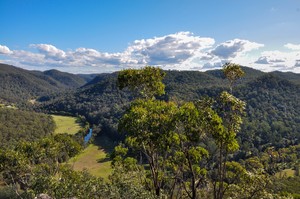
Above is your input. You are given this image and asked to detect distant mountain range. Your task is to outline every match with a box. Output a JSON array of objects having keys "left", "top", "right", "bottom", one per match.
[
  {"left": 27, "top": 64, "right": 298, "bottom": 154},
  {"left": 0, "top": 63, "right": 89, "bottom": 103},
  {"left": 1, "top": 63, "right": 299, "bottom": 104},
  {"left": 1, "top": 63, "right": 300, "bottom": 155}
]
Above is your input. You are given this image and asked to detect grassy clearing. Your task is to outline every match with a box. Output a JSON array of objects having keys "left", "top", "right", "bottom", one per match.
[
  {"left": 52, "top": 115, "right": 82, "bottom": 135},
  {"left": 0, "top": 104, "right": 17, "bottom": 109},
  {"left": 52, "top": 115, "right": 114, "bottom": 180},
  {"left": 68, "top": 135, "right": 115, "bottom": 181},
  {"left": 276, "top": 169, "right": 295, "bottom": 178}
]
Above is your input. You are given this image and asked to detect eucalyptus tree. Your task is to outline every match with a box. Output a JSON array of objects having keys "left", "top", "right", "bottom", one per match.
[
  {"left": 119, "top": 99, "right": 178, "bottom": 196},
  {"left": 117, "top": 66, "right": 166, "bottom": 99},
  {"left": 168, "top": 102, "right": 210, "bottom": 199},
  {"left": 116, "top": 65, "right": 247, "bottom": 199},
  {"left": 222, "top": 63, "right": 245, "bottom": 93},
  {"left": 211, "top": 91, "right": 246, "bottom": 199}
]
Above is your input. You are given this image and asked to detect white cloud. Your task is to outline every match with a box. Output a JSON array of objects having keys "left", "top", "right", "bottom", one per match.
[
  {"left": 0, "top": 45, "right": 12, "bottom": 54},
  {"left": 125, "top": 32, "right": 215, "bottom": 65},
  {"left": 0, "top": 33, "right": 300, "bottom": 73},
  {"left": 255, "top": 56, "right": 285, "bottom": 65},
  {"left": 284, "top": 43, "right": 300, "bottom": 50},
  {"left": 211, "top": 39, "right": 264, "bottom": 59},
  {"left": 30, "top": 44, "right": 66, "bottom": 61},
  {"left": 254, "top": 49, "right": 300, "bottom": 72}
]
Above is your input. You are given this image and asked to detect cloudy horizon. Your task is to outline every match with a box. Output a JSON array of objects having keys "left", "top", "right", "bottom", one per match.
[
  {"left": 1, "top": 1, "right": 299, "bottom": 74},
  {"left": 1, "top": 31, "right": 300, "bottom": 74}
]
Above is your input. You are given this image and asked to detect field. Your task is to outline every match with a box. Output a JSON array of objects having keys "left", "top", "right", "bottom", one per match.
[
  {"left": 52, "top": 114, "right": 113, "bottom": 180},
  {"left": 52, "top": 115, "right": 82, "bottom": 135},
  {"left": 276, "top": 169, "right": 296, "bottom": 178},
  {"left": 68, "top": 135, "right": 115, "bottom": 180}
]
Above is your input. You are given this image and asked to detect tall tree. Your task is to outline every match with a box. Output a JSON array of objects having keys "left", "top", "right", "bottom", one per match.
[
  {"left": 212, "top": 91, "right": 246, "bottom": 199},
  {"left": 223, "top": 63, "right": 245, "bottom": 93},
  {"left": 170, "top": 101, "right": 211, "bottom": 199},
  {"left": 117, "top": 66, "right": 247, "bottom": 198},
  {"left": 119, "top": 99, "right": 178, "bottom": 196}
]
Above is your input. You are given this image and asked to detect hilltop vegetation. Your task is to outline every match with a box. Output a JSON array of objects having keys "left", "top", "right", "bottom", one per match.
[
  {"left": 0, "top": 63, "right": 88, "bottom": 104},
  {"left": 1, "top": 63, "right": 300, "bottom": 198},
  {"left": 0, "top": 107, "right": 56, "bottom": 148},
  {"left": 40, "top": 66, "right": 300, "bottom": 155}
]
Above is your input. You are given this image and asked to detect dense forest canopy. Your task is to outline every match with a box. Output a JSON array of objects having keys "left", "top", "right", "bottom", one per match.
[
  {"left": 38, "top": 65, "right": 300, "bottom": 155},
  {"left": 0, "top": 107, "right": 56, "bottom": 148},
  {"left": 0, "top": 63, "right": 88, "bottom": 104},
  {"left": 0, "top": 63, "right": 300, "bottom": 198}
]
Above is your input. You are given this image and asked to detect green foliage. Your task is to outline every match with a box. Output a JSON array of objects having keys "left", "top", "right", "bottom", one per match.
[
  {"left": 0, "top": 134, "right": 82, "bottom": 195},
  {"left": 0, "top": 108, "right": 56, "bottom": 148},
  {"left": 223, "top": 63, "right": 245, "bottom": 93},
  {"left": 273, "top": 176, "right": 300, "bottom": 196},
  {"left": 39, "top": 66, "right": 300, "bottom": 155},
  {"left": 119, "top": 98, "right": 178, "bottom": 196},
  {"left": 118, "top": 66, "right": 166, "bottom": 99},
  {"left": 115, "top": 65, "right": 249, "bottom": 198},
  {"left": 236, "top": 74, "right": 300, "bottom": 155},
  {"left": 109, "top": 162, "right": 158, "bottom": 199},
  {"left": 29, "top": 165, "right": 108, "bottom": 199},
  {"left": 0, "top": 63, "right": 87, "bottom": 104},
  {"left": 1, "top": 63, "right": 296, "bottom": 198}
]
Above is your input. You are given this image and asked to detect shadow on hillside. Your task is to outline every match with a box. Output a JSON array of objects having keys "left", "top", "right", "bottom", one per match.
[
  {"left": 97, "top": 157, "right": 111, "bottom": 163},
  {"left": 92, "top": 134, "right": 117, "bottom": 162}
]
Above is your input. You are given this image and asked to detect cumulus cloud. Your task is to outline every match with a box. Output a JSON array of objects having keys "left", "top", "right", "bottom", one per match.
[
  {"left": 295, "top": 60, "right": 300, "bottom": 67},
  {"left": 211, "top": 39, "right": 264, "bottom": 59},
  {"left": 0, "top": 45, "right": 12, "bottom": 54},
  {"left": 125, "top": 32, "right": 215, "bottom": 65},
  {"left": 202, "top": 61, "right": 224, "bottom": 69},
  {"left": 0, "top": 33, "right": 300, "bottom": 73},
  {"left": 30, "top": 44, "right": 66, "bottom": 61},
  {"left": 255, "top": 56, "right": 285, "bottom": 64},
  {"left": 254, "top": 48, "right": 300, "bottom": 72},
  {"left": 284, "top": 43, "right": 300, "bottom": 50}
]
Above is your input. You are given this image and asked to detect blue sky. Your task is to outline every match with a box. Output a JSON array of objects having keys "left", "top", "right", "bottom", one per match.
[{"left": 0, "top": 0, "right": 300, "bottom": 73}]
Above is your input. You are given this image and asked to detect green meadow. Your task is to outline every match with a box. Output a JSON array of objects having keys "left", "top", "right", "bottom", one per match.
[
  {"left": 52, "top": 115, "right": 82, "bottom": 135},
  {"left": 276, "top": 168, "right": 296, "bottom": 178},
  {"left": 68, "top": 135, "right": 114, "bottom": 181},
  {"left": 52, "top": 114, "right": 113, "bottom": 180}
]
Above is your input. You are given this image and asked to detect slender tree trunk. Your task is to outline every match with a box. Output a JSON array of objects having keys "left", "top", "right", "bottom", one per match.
[{"left": 217, "top": 143, "right": 224, "bottom": 199}]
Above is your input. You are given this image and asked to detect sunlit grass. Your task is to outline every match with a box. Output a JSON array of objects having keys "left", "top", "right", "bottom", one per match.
[
  {"left": 276, "top": 168, "right": 295, "bottom": 178},
  {"left": 68, "top": 135, "right": 114, "bottom": 181},
  {"left": 52, "top": 115, "right": 82, "bottom": 135}
]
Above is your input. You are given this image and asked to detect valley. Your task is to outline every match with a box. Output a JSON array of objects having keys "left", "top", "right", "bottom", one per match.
[
  {"left": 52, "top": 114, "right": 113, "bottom": 180},
  {"left": 0, "top": 63, "right": 300, "bottom": 198}
]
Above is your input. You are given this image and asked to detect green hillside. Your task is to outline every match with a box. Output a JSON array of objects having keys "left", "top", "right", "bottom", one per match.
[
  {"left": 0, "top": 63, "right": 88, "bottom": 104},
  {"left": 40, "top": 67, "right": 300, "bottom": 156},
  {"left": 0, "top": 107, "right": 56, "bottom": 148}
]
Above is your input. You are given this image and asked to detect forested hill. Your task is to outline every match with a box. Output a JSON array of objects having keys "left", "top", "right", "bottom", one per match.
[
  {"left": 0, "top": 63, "right": 88, "bottom": 104},
  {"left": 40, "top": 67, "right": 300, "bottom": 154},
  {"left": 0, "top": 107, "right": 56, "bottom": 148}
]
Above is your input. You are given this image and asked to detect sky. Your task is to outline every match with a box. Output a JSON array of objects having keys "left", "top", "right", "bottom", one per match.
[{"left": 0, "top": 0, "right": 300, "bottom": 74}]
